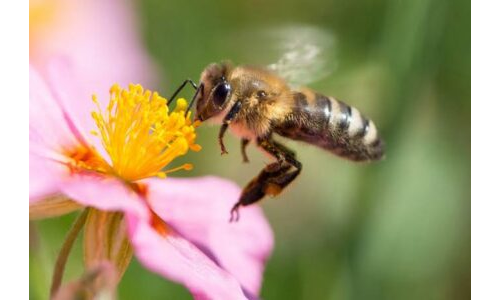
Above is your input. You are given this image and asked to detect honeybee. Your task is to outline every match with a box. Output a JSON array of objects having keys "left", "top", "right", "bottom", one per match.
[{"left": 168, "top": 29, "right": 384, "bottom": 221}]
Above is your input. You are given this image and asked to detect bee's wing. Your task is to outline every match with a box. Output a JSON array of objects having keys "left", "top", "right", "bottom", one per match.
[{"left": 265, "top": 25, "right": 337, "bottom": 88}]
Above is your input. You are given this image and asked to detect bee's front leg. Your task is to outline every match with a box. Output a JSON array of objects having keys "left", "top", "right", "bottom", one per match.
[
  {"left": 218, "top": 100, "right": 242, "bottom": 155},
  {"left": 218, "top": 124, "right": 229, "bottom": 155}
]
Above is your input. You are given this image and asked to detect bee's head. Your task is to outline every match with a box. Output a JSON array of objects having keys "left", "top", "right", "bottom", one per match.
[{"left": 194, "top": 62, "right": 232, "bottom": 122}]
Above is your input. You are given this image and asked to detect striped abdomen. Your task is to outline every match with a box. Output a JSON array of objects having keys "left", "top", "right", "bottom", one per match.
[{"left": 274, "top": 92, "right": 384, "bottom": 161}]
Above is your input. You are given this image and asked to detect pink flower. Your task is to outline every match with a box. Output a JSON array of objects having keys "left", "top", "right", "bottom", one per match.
[
  {"left": 53, "top": 262, "right": 119, "bottom": 300},
  {"left": 29, "top": 62, "right": 274, "bottom": 299},
  {"left": 30, "top": 0, "right": 157, "bottom": 100}
]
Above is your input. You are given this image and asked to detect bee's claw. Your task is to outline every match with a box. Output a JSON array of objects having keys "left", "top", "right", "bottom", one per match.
[
  {"left": 229, "top": 203, "right": 241, "bottom": 222},
  {"left": 219, "top": 143, "right": 229, "bottom": 155}
]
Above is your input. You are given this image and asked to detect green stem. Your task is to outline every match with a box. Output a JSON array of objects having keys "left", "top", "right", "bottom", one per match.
[{"left": 50, "top": 208, "right": 89, "bottom": 298}]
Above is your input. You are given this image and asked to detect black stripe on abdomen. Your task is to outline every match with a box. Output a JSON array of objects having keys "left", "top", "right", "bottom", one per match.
[
  {"left": 314, "top": 93, "right": 332, "bottom": 130},
  {"left": 327, "top": 97, "right": 384, "bottom": 161},
  {"left": 292, "top": 92, "right": 332, "bottom": 135},
  {"left": 277, "top": 92, "right": 384, "bottom": 161},
  {"left": 354, "top": 116, "right": 370, "bottom": 139},
  {"left": 336, "top": 101, "right": 352, "bottom": 130}
]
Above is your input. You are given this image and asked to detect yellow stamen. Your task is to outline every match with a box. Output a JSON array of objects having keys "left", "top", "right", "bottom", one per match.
[{"left": 91, "top": 83, "right": 201, "bottom": 181}]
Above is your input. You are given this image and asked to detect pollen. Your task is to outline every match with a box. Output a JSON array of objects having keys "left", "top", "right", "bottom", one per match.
[{"left": 91, "top": 83, "right": 201, "bottom": 181}]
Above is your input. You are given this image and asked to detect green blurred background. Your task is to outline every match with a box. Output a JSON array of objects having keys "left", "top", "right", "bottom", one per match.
[{"left": 30, "top": 0, "right": 470, "bottom": 299}]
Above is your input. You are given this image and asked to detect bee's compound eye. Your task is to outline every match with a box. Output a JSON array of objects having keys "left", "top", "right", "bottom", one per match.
[
  {"left": 256, "top": 90, "right": 267, "bottom": 99},
  {"left": 212, "top": 82, "right": 231, "bottom": 107}
]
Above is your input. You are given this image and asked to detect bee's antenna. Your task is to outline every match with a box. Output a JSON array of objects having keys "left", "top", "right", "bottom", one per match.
[
  {"left": 167, "top": 79, "right": 198, "bottom": 106},
  {"left": 185, "top": 83, "right": 204, "bottom": 117}
]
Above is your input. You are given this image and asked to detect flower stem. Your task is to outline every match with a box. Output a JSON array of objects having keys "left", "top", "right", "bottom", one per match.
[{"left": 50, "top": 208, "right": 89, "bottom": 298}]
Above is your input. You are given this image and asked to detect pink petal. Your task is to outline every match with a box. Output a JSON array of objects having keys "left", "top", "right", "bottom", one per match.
[
  {"left": 126, "top": 213, "right": 247, "bottom": 300},
  {"left": 30, "top": 0, "right": 157, "bottom": 102},
  {"left": 43, "top": 58, "right": 94, "bottom": 141},
  {"left": 42, "top": 58, "right": 110, "bottom": 160},
  {"left": 30, "top": 65, "right": 84, "bottom": 202},
  {"left": 143, "top": 176, "right": 274, "bottom": 297},
  {"left": 29, "top": 65, "right": 84, "bottom": 152},
  {"left": 57, "top": 172, "right": 148, "bottom": 220},
  {"left": 29, "top": 151, "right": 63, "bottom": 203}
]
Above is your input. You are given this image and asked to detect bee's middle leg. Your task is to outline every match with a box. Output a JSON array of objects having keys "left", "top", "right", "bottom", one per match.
[{"left": 241, "top": 138, "right": 250, "bottom": 163}]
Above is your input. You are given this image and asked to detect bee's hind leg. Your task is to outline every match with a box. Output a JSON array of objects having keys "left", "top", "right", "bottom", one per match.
[
  {"left": 273, "top": 140, "right": 296, "bottom": 159},
  {"left": 230, "top": 161, "right": 292, "bottom": 222},
  {"left": 260, "top": 138, "right": 302, "bottom": 197},
  {"left": 229, "top": 137, "right": 302, "bottom": 222}
]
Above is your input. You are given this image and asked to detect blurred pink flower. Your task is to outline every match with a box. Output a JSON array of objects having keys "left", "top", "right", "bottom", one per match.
[
  {"left": 29, "top": 0, "right": 157, "bottom": 100},
  {"left": 29, "top": 62, "right": 274, "bottom": 299},
  {"left": 53, "top": 261, "right": 119, "bottom": 300}
]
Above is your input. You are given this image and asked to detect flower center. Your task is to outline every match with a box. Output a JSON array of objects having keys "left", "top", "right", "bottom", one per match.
[
  {"left": 90, "top": 84, "right": 201, "bottom": 181},
  {"left": 65, "top": 146, "right": 110, "bottom": 174}
]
